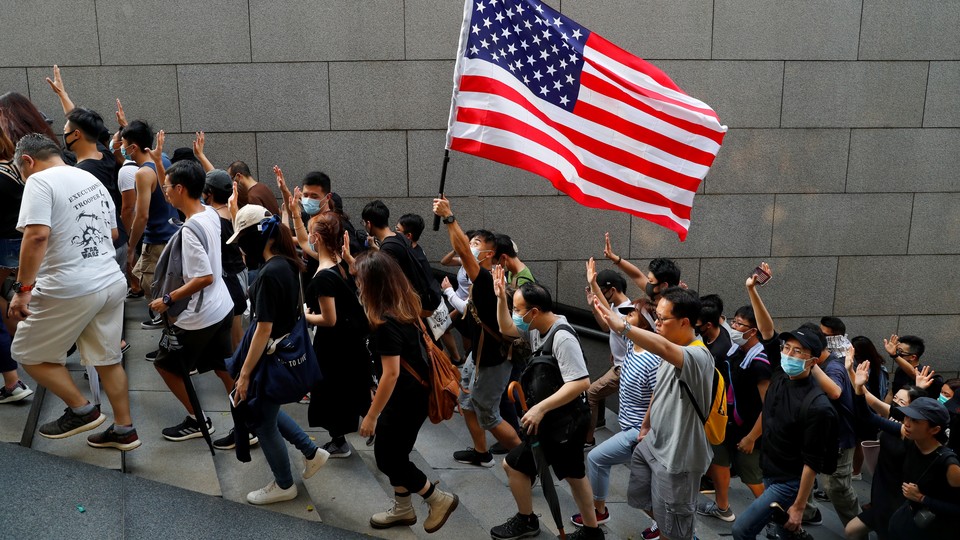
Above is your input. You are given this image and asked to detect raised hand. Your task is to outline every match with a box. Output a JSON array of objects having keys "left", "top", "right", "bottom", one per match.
[
  {"left": 192, "top": 131, "right": 205, "bottom": 157},
  {"left": 115, "top": 98, "right": 127, "bottom": 128},
  {"left": 341, "top": 230, "right": 353, "bottom": 262},
  {"left": 493, "top": 264, "right": 507, "bottom": 299},
  {"left": 593, "top": 296, "right": 623, "bottom": 334},
  {"left": 603, "top": 232, "right": 618, "bottom": 261},
  {"left": 853, "top": 360, "right": 870, "bottom": 388},
  {"left": 228, "top": 181, "right": 239, "bottom": 220},
  {"left": 916, "top": 365, "right": 936, "bottom": 389},
  {"left": 432, "top": 195, "right": 452, "bottom": 218},
  {"left": 145, "top": 130, "right": 165, "bottom": 164},
  {"left": 288, "top": 186, "right": 303, "bottom": 216},
  {"left": 845, "top": 346, "right": 856, "bottom": 375},
  {"left": 45, "top": 65, "right": 66, "bottom": 95},
  {"left": 586, "top": 257, "right": 597, "bottom": 284},
  {"left": 883, "top": 334, "right": 899, "bottom": 357},
  {"left": 746, "top": 261, "right": 772, "bottom": 289}
]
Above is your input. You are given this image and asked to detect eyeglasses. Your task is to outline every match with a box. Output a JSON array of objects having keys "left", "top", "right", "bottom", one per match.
[
  {"left": 162, "top": 183, "right": 175, "bottom": 192},
  {"left": 729, "top": 319, "right": 755, "bottom": 330},
  {"left": 654, "top": 314, "right": 677, "bottom": 325},
  {"left": 781, "top": 344, "right": 812, "bottom": 358},
  {"left": 895, "top": 350, "right": 915, "bottom": 358}
]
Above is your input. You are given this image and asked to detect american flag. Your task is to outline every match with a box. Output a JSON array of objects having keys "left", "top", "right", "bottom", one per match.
[{"left": 445, "top": 0, "right": 727, "bottom": 240}]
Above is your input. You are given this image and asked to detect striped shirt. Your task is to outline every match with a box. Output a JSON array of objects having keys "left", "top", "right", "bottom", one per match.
[{"left": 618, "top": 338, "right": 661, "bottom": 431}]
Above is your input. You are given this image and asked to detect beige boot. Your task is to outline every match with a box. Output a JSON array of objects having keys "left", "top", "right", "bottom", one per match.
[
  {"left": 423, "top": 486, "right": 459, "bottom": 533},
  {"left": 370, "top": 492, "right": 417, "bottom": 529}
]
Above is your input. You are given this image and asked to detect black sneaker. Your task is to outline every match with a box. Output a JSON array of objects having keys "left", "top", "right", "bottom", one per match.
[
  {"left": 802, "top": 508, "right": 823, "bottom": 526},
  {"left": 453, "top": 447, "right": 494, "bottom": 467},
  {"left": 491, "top": 513, "right": 540, "bottom": 540},
  {"left": 162, "top": 416, "right": 214, "bottom": 441},
  {"left": 145, "top": 350, "right": 159, "bottom": 362},
  {"left": 568, "top": 525, "right": 605, "bottom": 539},
  {"left": 699, "top": 475, "right": 716, "bottom": 494},
  {"left": 39, "top": 406, "right": 106, "bottom": 439},
  {"left": 489, "top": 441, "right": 509, "bottom": 455},
  {"left": 813, "top": 489, "right": 829, "bottom": 502},
  {"left": 87, "top": 425, "right": 141, "bottom": 451},
  {"left": 212, "top": 427, "right": 259, "bottom": 450},
  {"left": 126, "top": 288, "right": 144, "bottom": 299},
  {"left": 141, "top": 317, "right": 163, "bottom": 329}
]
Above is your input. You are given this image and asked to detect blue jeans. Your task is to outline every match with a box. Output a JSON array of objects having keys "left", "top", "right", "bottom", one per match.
[
  {"left": 0, "top": 237, "right": 20, "bottom": 269},
  {"left": 254, "top": 400, "right": 318, "bottom": 489},
  {"left": 732, "top": 478, "right": 799, "bottom": 540},
  {"left": 587, "top": 427, "right": 639, "bottom": 500}
]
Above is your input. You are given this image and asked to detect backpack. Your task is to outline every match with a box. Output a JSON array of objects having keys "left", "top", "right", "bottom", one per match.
[
  {"left": 400, "top": 318, "right": 462, "bottom": 423},
  {"left": 679, "top": 340, "right": 727, "bottom": 445},
  {"left": 800, "top": 386, "right": 839, "bottom": 474},
  {"left": 381, "top": 235, "right": 442, "bottom": 313},
  {"left": 519, "top": 322, "right": 590, "bottom": 444},
  {"left": 152, "top": 219, "right": 210, "bottom": 318}
]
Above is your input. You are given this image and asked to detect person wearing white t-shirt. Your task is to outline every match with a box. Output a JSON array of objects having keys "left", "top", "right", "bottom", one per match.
[
  {"left": 144, "top": 145, "right": 237, "bottom": 444},
  {"left": 9, "top": 133, "right": 139, "bottom": 451}
]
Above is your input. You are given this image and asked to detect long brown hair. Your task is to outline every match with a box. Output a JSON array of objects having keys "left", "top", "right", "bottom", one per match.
[
  {"left": 0, "top": 92, "right": 60, "bottom": 147},
  {"left": 354, "top": 251, "right": 422, "bottom": 329},
  {"left": 307, "top": 211, "right": 342, "bottom": 260},
  {"left": 0, "top": 126, "right": 13, "bottom": 160}
]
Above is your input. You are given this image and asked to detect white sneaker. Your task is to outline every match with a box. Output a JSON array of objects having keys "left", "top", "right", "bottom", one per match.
[
  {"left": 247, "top": 480, "right": 298, "bottom": 505},
  {"left": 0, "top": 380, "right": 32, "bottom": 404},
  {"left": 303, "top": 447, "right": 330, "bottom": 479}
]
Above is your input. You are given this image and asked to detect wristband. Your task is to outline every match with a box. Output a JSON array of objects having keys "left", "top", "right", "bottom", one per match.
[
  {"left": 618, "top": 319, "right": 631, "bottom": 337},
  {"left": 616, "top": 256, "right": 622, "bottom": 264}
]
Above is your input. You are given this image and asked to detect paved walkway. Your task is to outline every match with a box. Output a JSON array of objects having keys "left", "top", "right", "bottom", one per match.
[{"left": 0, "top": 297, "right": 870, "bottom": 539}]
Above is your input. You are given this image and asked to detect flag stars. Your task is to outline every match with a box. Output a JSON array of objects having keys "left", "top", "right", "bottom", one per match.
[
  {"left": 539, "top": 49, "right": 550, "bottom": 61},
  {"left": 495, "top": 11, "right": 505, "bottom": 23},
  {"left": 469, "top": 45, "right": 480, "bottom": 55},
  {"left": 520, "top": 40, "right": 529, "bottom": 50},
  {"left": 516, "top": 3, "right": 524, "bottom": 15},
  {"left": 472, "top": 24, "right": 481, "bottom": 35},
  {"left": 522, "top": 75, "right": 530, "bottom": 84},
  {"left": 569, "top": 52, "right": 579, "bottom": 62},
  {"left": 491, "top": 33, "right": 500, "bottom": 44},
  {"left": 501, "top": 27, "right": 511, "bottom": 38},
  {"left": 553, "top": 17, "right": 563, "bottom": 27},
  {"left": 539, "top": 85, "right": 549, "bottom": 96},
  {"left": 507, "top": 43, "right": 517, "bottom": 54},
  {"left": 553, "top": 80, "right": 563, "bottom": 90},
  {"left": 524, "top": 19, "right": 533, "bottom": 29},
  {"left": 551, "top": 44, "right": 559, "bottom": 54},
  {"left": 526, "top": 55, "right": 536, "bottom": 65},
  {"left": 482, "top": 17, "right": 492, "bottom": 28},
  {"left": 546, "top": 64, "right": 556, "bottom": 75},
  {"left": 559, "top": 58, "right": 568, "bottom": 69},
  {"left": 565, "top": 74, "right": 575, "bottom": 85},
  {"left": 532, "top": 35, "right": 541, "bottom": 45},
  {"left": 513, "top": 24, "right": 521, "bottom": 34},
  {"left": 533, "top": 70, "right": 543, "bottom": 81},
  {"left": 489, "top": 0, "right": 498, "bottom": 5},
  {"left": 476, "top": 2, "right": 486, "bottom": 14},
  {"left": 480, "top": 39, "right": 490, "bottom": 49},
  {"left": 542, "top": 28, "right": 552, "bottom": 39},
  {"left": 572, "top": 28, "right": 583, "bottom": 40},
  {"left": 535, "top": 3, "right": 544, "bottom": 14},
  {"left": 491, "top": 52, "right": 500, "bottom": 61},
  {"left": 506, "top": 8, "right": 514, "bottom": 18},
  {"left": 559, "top": 95, "right": 570, "bottom": 106},
  {"left": 498, "top": 48, "right": 506, "bottom": 57}
]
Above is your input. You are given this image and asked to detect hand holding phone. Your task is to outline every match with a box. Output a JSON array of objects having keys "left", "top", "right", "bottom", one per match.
[
  {"left": 229, "top": 388, "right": 241, "bottom": 408},
  {"left": 752, "top": 265, "right": 772, "bottom": 285}
]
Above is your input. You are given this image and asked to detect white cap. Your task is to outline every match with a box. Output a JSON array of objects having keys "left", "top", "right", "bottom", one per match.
[{"left": 227, "top": 204, "right": 272, "bottom": 244}]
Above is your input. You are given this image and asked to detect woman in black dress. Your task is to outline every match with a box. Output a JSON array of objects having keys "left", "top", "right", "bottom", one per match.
[{"left": 304, "top": 211, "right": 372, "bottom": 458}]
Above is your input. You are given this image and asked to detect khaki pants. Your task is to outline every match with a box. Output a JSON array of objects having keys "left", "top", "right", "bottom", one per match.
[{"left": 586, "top": 364, "right": 620, "bottom": 442}]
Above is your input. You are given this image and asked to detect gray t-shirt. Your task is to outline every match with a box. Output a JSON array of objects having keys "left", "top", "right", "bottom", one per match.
[
  {"left": 645, "top": 341, "right": 715, "bottom": 474},
  {"left": 609, "top": 299, "right": 633, "bottom": 367},
  {"left": 528, "top": 316, "right": 590, "bottom": 383}
]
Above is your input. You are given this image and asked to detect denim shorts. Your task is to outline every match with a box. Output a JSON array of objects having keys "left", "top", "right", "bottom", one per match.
[{"left": 0, "top": 237, "right": 21, "bottom": 269}]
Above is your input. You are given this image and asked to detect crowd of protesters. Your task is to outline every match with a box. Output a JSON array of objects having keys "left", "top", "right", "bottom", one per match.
[{"left": 1, "top": 67, "right": 958, "bottom": 540}]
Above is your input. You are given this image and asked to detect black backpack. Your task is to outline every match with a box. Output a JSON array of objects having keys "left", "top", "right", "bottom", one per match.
[
  {"left": 381, "top": 235, "right": 442, "bottom": 313},
  {"left": 519, "top": 323, "right": 590, "bottom": 444}
]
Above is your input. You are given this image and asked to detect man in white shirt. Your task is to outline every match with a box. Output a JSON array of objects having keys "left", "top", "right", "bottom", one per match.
[
  {"left": 9, "top": 133, "right": 139, "bottom": 451},
  {"left": 145, "top": 151, "right": 237, "bottom": 444}
]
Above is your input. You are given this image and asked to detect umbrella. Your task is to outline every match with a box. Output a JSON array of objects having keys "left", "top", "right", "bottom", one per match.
[
  {"left": 509, "top": 381, "right": 566, "bottom": 540},
  {"left": 163, "top": 322, "right": 215, "bottom": 455}
]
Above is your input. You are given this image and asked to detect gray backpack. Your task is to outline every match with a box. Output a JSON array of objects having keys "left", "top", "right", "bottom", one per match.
[{"left": 151, "top": 219, "right": 211, "bottom": 318}]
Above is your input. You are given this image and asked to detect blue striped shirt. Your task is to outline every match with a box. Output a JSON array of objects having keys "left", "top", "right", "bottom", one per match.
[{"left": 618, "top": 338, "right": 661, "bottom": 431}]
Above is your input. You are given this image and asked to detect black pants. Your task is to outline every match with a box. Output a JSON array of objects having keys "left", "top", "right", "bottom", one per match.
[{"left": 374, "top": 385, "right": 429, "bottom": 493}]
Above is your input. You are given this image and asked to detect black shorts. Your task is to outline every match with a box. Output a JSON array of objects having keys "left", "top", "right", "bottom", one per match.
[
  {"left": 223, "top": 271, "right": 248, "bottom": 316},
  {"left": 155, "top": 313, "right": 232, "bottom": 374},
  {"left": 505, "top": 430, "right": 587, "bottom": 482}
]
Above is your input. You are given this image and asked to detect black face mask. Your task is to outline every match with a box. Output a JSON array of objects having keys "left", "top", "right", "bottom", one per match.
[
  {"left": 645, "top": 282, "right": 658, "bottom": 299},
  {"left": 889, "top": 405, "right": 906, "bottom": 423},
  {"left": 62, "top": 130, "right": 77, "bottom": 152},
  {"left": 237, "top": 232, "right": 266, "bottom": 271}
]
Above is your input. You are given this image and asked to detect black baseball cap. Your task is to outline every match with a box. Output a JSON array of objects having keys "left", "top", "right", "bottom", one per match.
[
  {"left": 596, "top": 270, "right": 626, "bottom": 293},
  {"left": 205, "top": 169, "right": 232, "bottom": 193},
  {"left": 781, "top": 327, "right": 824, "bottom": 357},
  {"left": 900, "top": 397, "right": 950, "bottom": 427}
]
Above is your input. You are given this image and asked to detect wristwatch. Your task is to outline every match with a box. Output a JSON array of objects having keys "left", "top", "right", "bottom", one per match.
[
  {"left": 442, "top": 215, "right": 456, "bottom": 225},
  {"left": 162, "top": 293, "right": 174, "bottom": 306},
  {"left": 13, "top": 282, "right": 34, "bottom": 294}
]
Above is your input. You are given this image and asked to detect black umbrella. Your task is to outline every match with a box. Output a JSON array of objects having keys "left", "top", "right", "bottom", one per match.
[
  {"left": 163, "top": 322, "right": 215, "bottom": 455},
  {"left": 509, "top": 381, "right": 566, "bottom": 540}
]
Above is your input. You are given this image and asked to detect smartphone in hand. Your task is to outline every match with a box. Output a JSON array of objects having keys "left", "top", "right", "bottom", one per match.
[
  {"left": 229, "top": 388, "right": 240, "bottom": 408},
  {"left": 752, "top": 265, "right": 772, "bottom": 286}
]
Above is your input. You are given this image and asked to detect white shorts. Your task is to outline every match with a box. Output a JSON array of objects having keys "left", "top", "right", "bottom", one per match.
[{"left": 12, "top": 279, "right": 126, "bottom": 367}]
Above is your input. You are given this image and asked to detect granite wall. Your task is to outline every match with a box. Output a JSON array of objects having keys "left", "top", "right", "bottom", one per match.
[{"left": 2, "top": 1, "right": 957, "bottom": 371}]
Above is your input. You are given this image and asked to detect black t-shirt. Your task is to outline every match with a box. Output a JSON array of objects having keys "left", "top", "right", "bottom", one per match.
[
  {"left": 74, "top": 149, "right": 127, "bottom": 247},
  {"left": 0, "top": 161, "right": 23, "bottom": 239},
  {"left": 759, "top": 333, "right": 838, "bottom": 481},
  {"left": 900, "top": 444, "right": 960, "bottom": 536},
  {"left": 727, "top": 345, "right": 773, "bottom": 441},
  {"left": 705, "top": 326, "right": 732, "bottom": 367},
  {"left": 370, "top": 317, "right": 429, "bottom": 395},
  {"left": 380, "top": 234, "right": 420, "bottom": 284},
  {"left": 467, "top": 267, "right": 507, "bottom": 367},
  {"left": 218, "top": 216, "right": 245, "bottom": 274},
  {"left": 250, "top": 256, "right": 300, "bottom": 338}
]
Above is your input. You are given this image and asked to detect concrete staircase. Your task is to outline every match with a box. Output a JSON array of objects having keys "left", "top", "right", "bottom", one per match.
[{"left": 0, "top": 298, "right": 863, "bottom": 539}]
